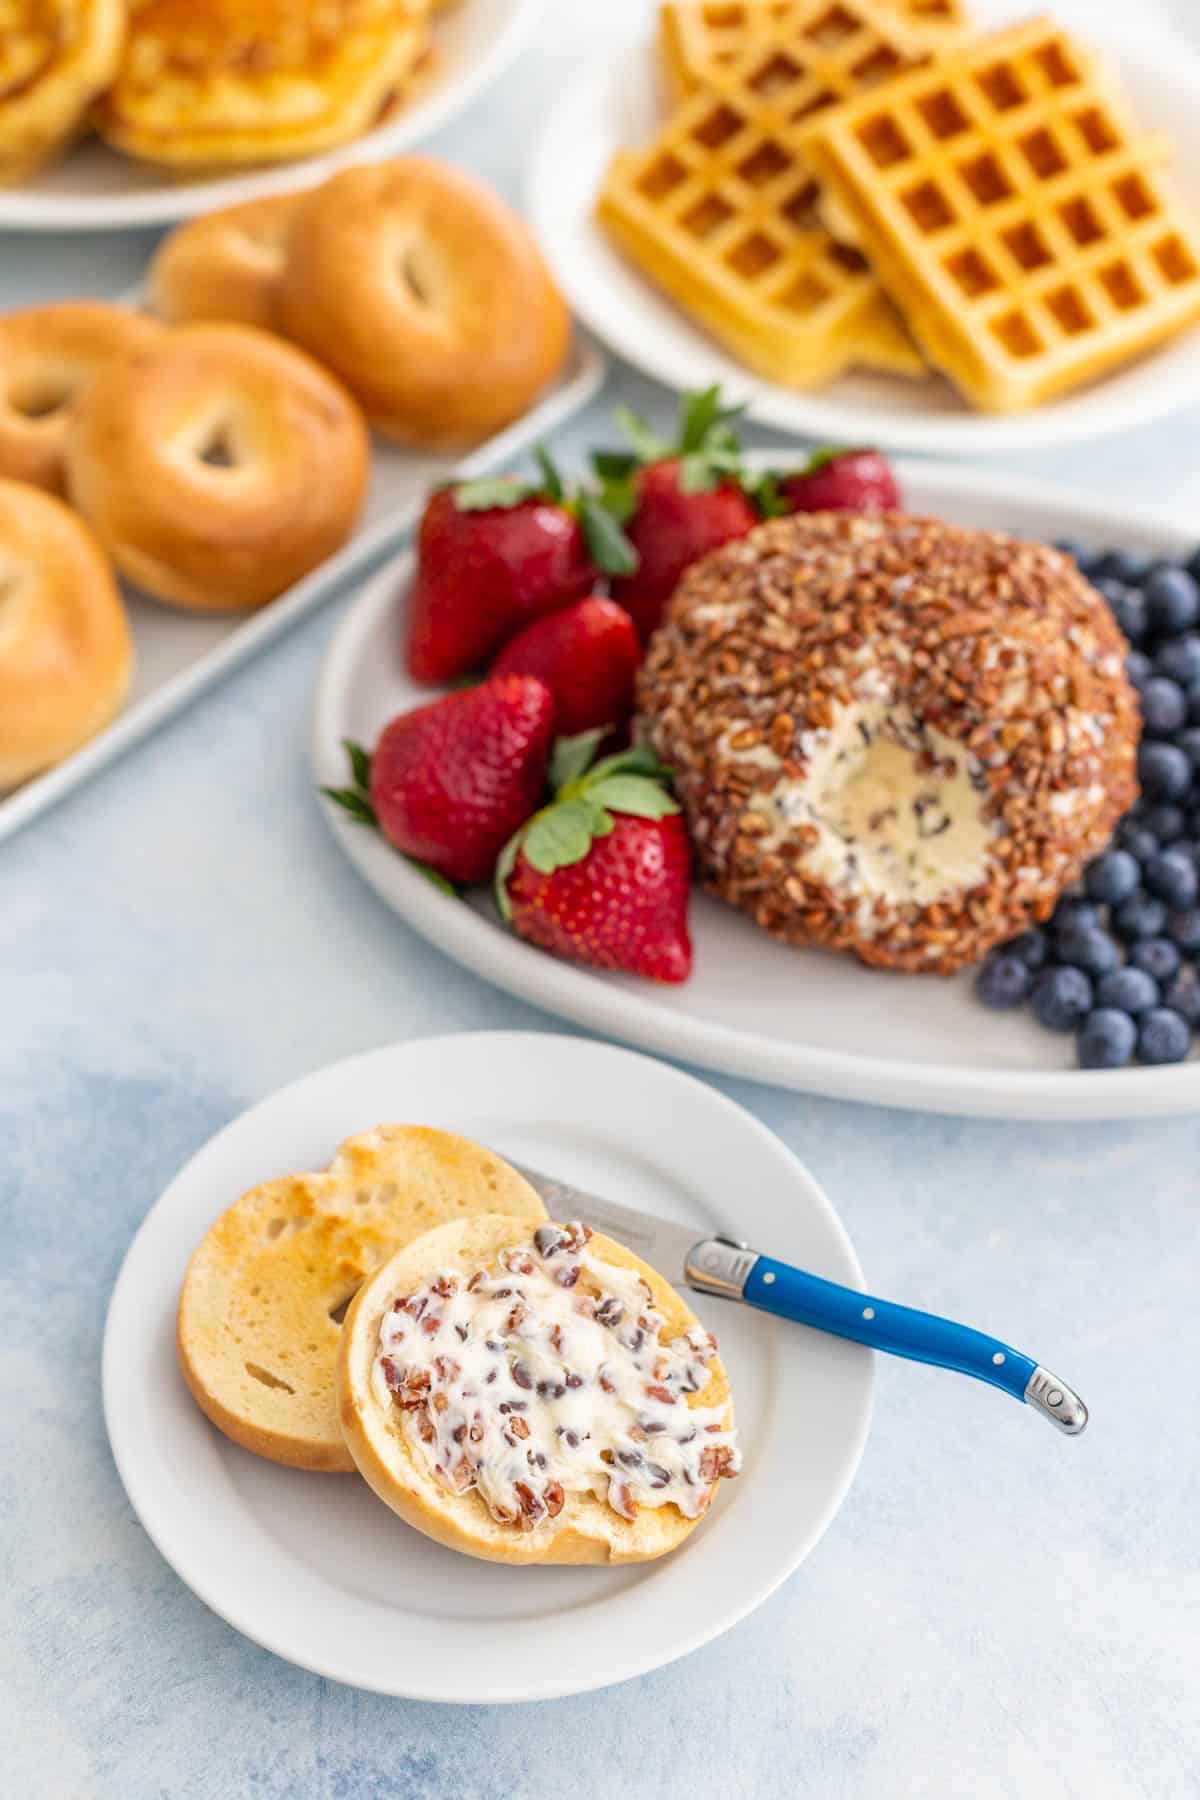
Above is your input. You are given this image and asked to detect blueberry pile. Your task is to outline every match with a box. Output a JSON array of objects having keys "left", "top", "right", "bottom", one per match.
[{"left": 976, "top": 545, "right": 1200, "bottom": 1070}]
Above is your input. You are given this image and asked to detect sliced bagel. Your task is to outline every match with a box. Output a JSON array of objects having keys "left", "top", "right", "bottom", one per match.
[
  {"left": 339, "top": 1213, "right": 740, "bottom": 1564},
  {"left": 177, "top": 1127, "right": 546, "bottom": 1472}
]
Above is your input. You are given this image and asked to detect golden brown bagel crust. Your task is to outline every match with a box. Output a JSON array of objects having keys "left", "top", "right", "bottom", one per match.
[
  {"left": 0, "top": 302, "right": 163, "bottom": 495},
  {"left": 150, "top": 193, "right": 305, "bottom": 332},
  {"left": 177, "top": 1128, "right": 548, "bottom": 1473},
  {"left": 0, "top": 0, "right": 127, "bottom": 183},
  {"left": 278, "top": 158, "right": 570, "bottom": 445},
  {"left": 0, "top": 478, "right": 132, "bottom": 788},
  {"left": 93, "top": 0, "right": 430, "bottom": 169},
  {"left": 65, "top": 321, "right": 369, "bottom": 612},
  {"left": 339, "top": 1214, "right": 736, "bottom": 1563}
]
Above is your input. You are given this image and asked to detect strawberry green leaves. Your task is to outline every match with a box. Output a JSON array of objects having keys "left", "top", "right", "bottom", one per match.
[
  {"left": 452, "top": 475, "right": 535, "bottom": 512},
  {"left": 495, "top": 733, "right": 679, "bottom": 920},
  {"left": 578, "top": 491, "right": 639, "bottom": 576},
  {"left": 321, "top": 738, "right": 378, "bottom": 826}
]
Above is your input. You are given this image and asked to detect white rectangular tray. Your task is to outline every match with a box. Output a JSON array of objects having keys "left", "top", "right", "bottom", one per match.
[{"left": 0, "top": 337, "right": 606, "bottom": 844}]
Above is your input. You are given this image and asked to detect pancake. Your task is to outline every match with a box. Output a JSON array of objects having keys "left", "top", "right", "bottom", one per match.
[
  {"left": 0, "top": 0, "right": 126, "bottom": 183},
  {"left": 94, "top": 0, "right": 431, "bottom": 168}
]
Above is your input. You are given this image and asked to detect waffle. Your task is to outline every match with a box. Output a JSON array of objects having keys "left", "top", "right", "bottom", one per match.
[
  {"left": 659, "top": 0, "right": 967, "bottom": 101},
  {"left": 94, "top": 0, "right": 431, "bottom": 168},
  {"left": 800, "top": 16, "right": 1200, "bottom": 410},
  {"left": 599, "top": 0, "right": 929, "bottom": 386}
]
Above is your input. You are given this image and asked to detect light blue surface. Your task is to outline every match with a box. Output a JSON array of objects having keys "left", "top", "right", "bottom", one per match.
[{"left": 3, "top": 5, "right": 1200, "bottom": 1797}]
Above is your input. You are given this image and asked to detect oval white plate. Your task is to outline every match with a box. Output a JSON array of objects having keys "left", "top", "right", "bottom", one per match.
[
  {"left": 312, "top": 461, "right": 1200, "bottom": 1120},
  {"left": 526, "top": 8, "right": 1200, "bottom": 456},
  {"left": 102, "top": 1031, "right": 871, "bottom": 1701},
  {"left": 0, "top": 0, "right": 539, "bottom": 231}
]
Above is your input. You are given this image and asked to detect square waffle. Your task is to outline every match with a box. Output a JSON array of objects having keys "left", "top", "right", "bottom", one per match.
[
  {"left": 598, "top": 0, "right": 929, "bottom": 386},
  {"left": 659, "top": 0, "right": 967, "bottom": 101},
  {"left": 800, "top": 15, "right": 1200, "bottom": 410}
]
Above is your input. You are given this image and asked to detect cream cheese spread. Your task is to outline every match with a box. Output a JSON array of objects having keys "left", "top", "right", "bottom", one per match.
[{"left": 372, "top": 1223, "right": 740, "bottom": 1531}]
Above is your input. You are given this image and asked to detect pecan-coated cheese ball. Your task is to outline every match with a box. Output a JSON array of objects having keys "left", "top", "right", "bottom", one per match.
[{"left": 635, "top": 513, "right": 1139, "bottom": 974}]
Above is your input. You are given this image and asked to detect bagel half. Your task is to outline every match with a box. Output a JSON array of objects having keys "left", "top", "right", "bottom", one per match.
[
  {"left": 339, "top": 1213, "right": 739, "bottom": 1564},
  {"left": 177, "top": 1127, "right": 547, "bottom": 1472}
]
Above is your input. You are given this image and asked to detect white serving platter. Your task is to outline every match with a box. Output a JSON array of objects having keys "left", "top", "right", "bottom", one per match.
[
  {"left": 0, "top": 0, "right": 541, "bottom": 231},
  {"left": 103, "top": 1031, "right": 872, "bottom": 1700},
  {"left": 312, "top": 458, "right": 1200, "bottom": 1121},
  {"left": 526, "top": 4, "right": 1200, "bottom": 456},
  {"left": 0, "top": 337, "right": 604, "bottom": 845}
]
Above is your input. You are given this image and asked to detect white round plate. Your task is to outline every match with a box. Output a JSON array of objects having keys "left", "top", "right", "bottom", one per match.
[
  {"left": 102, "top": 1031, "right": 871, "bottom": 1701},
  {"left": 312, "top": 460, "right": 1200, "bottom": 1120},
  {"left": 0, "top": 0, "right": 539, "bottom": 231},
  {"left": 526, "top": 8, "right": 1200, "bottom": 456}
]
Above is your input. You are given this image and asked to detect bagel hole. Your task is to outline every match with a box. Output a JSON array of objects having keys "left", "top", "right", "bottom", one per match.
[
  {"left": 328, "top": 1289, "right": 358, "bottom": 1326},
  {"left": 245, "top": 1361, "right": 294, "bottom": 1393},
  {"left": 195, "top": 421, "right": 239, "bottom": 468},
  {"left": 398, "top": 242, "right": 435, "bottom": 308},
  {"left": 8, "top": 369, "right": 75, "bottom": 420}
]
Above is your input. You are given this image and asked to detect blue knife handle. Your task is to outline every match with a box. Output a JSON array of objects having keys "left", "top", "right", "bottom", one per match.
[
  {"left": 746, "top": 1255, "right": 1035, "bottom": 1400},
  {"left": 685, "top": 1240, "right": 1087, "bottom": 1433}
]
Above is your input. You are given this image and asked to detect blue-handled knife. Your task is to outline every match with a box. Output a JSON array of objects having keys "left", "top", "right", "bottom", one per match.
[{"left": 512, "top": 1163, "right": 1087, "bottom": 1436}]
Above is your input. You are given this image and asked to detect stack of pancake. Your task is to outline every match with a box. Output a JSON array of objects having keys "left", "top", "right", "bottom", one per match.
[{"left": 0, "top": 0, "right": 442, "bottom": 183}]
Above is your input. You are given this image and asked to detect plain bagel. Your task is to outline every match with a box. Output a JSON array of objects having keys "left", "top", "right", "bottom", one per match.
[
  {"left": 0, "top": 478, "right": 132, "bottom": 789},
  {"left": 150, "top": 193, "right": 306, "bottom": 332},
  {"left": 277, "top": 158, "right": 570, "bottom": 445},
  {"left": 0, "top": 301, "right": 163, "bottom": 496},
  {"left": 339, "top": 1213, "right": 740, "bottom": 1564},
  {"left": 64, "top": 321, "right": 370, "bottom": 612},
  {"left": 177, "top": 1127, "right": 549, "bottom": 1473}
]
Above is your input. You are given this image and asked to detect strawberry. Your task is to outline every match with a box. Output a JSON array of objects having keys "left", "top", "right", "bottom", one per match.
[
  {"left": 778, "top": 446, "right": 901, "bottom": 514},
  {"left": 405, "top": 451, "right": 636, "bottom": 685},
  {"left": 496, "top": 732, "right": 692, "bottom": 982},
  {"left": 364, "top": 675, "right": 555, "bottom": 885},
  {"left": 599, "top": 388, "right": 759, "bottom": 641},
  {"left": 489, "top": 596, "right": 642, "bottom": 738}
]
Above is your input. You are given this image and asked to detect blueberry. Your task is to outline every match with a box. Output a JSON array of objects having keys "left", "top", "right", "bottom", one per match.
[
  {"left": 1139, "top": 802, "right": 1186, "bottom": 843},
  {"left": 1084, "top": 849, "right": 1140, "bottom": 906},
  {"left": 976, "top": 952, "right": 1033, "bottom": 1010},
  {"left": 1005, "top": 928, "right": 1050, "bottom": 971},
  {"left": 1175, "top": 728, "right": 1200, "bottom": 774},
  {"left": 1031, "top": 966, "right": 1094, "bottom": 1032},
  {"left": 1144, "top": 566, "right": 1200, "bottom": 638},
  {"left": 1092, "top": 548, "right": 1154, "bottom": 586},
  {"left": 1186, "top": 545, "right": 1200, "bottom": 585},
  {"left": 1170, "top": 909, "right": 1200, "bottom": 953},
  {"left": 1126, "top": 649, "right": 1153, "bottom": 690},
  {"left": 1115, "top": 820, "right": 1159, "bottom": 864},
  {"left": 1054, "top": 537, "right": 1087, "bottom": 564},
  {"left": 1077, "top": 1008, "right": 1137, "bottom": 1069},
  {"left": 1051, "top": 895, "right": 1101, "bottom": 931},
  {"left": 1053, "top": 922, "right": 1122, "bottom": 977},
  {"left": 1140, "top": 677, "right": 1187, "bottom": 737},
  {"left": 1129, "top": 937, "right": 1182, "bottom": 983},
  {"left": 1096, "top": 966, "right": 1160, "bottom": 1015},
  {"left": 1137, "top": 1007, "right": 1193, "bottom": 1065},
  {"left": 1188, "top": 686, "right": 1200, "bottom": 727},
  {"left": 1113, "top": 593, "right": 1149, "bottom": 646},
  {"left": 1163, "top": 969, "right": 1200, "bottom": 1026},
  {"left": 1138, "top": 742, "right": 1192, "bottom": 803},
  {"left": 1114, "top": 893, "right": 1168, "bottom": 941},
  {"left": 1144, "top": 848, "right": 1199, "bottom": 909},
  {"left": 1155, "top": 635, "right": 1200, "bottom": 686}
]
